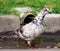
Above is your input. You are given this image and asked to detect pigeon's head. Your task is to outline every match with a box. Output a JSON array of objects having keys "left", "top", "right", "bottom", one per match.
[{"left": 42, "top": 8, "right": 51, "bottom": 14}]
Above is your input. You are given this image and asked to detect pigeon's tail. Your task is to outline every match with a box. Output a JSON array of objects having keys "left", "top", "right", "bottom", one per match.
[{"left": 15, "top": 28, "right": 31, "bottom": 40}]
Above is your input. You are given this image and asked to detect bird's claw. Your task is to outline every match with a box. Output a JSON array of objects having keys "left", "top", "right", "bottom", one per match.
[{"left": 29, "top": 45, "right": 38, "bottom": 49}]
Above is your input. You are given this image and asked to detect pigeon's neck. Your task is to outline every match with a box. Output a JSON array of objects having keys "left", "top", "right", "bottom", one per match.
[
  {"left": 34, "top": 12, "right": 45, "bottom": 24},
  {"left": 34, "top": 12, "right": 45, "bottom": 25},
  {"left": 36, "top": 11, "right": 46, "bottom": 20}
]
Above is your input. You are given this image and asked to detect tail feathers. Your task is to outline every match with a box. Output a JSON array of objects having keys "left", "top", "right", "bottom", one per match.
[{"left": 14, "top": 28, "right": 20, "bottom": 34}]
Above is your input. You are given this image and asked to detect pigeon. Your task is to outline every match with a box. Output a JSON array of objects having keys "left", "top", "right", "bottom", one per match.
[{"left": 15, "top": 8, "right": 51, "bottom": 48}]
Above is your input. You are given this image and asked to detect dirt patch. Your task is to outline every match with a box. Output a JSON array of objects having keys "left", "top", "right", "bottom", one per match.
[{"left": 0, "top": 31, "right": 60, "bottom": 49}]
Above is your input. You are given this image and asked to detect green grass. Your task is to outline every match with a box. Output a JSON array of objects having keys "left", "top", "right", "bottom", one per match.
[{"left": 0, "top": 0, "right": 60, "bottom": 15}]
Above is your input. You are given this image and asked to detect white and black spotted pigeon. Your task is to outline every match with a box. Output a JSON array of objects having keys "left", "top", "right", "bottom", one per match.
[{"left": 15, "top": 8, "right": 51, "bottom": 48}]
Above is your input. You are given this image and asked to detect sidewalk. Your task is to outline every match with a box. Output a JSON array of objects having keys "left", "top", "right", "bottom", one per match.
[{"left": 0, "top": 48, "right": 60, "bottom": 51}]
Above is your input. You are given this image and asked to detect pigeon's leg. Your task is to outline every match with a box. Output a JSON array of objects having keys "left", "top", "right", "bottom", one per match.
[{"left": 27, "top": 41, "right": 37, "bottom": 49}]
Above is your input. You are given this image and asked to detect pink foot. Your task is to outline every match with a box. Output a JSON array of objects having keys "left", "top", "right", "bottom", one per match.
[{"left": 29, "top": 45, "right": 38, "bottom": 49}]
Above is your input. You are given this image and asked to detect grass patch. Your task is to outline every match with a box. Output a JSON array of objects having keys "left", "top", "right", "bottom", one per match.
[{"left": 0, "top": 0, "right": 60, "bottom": 15}]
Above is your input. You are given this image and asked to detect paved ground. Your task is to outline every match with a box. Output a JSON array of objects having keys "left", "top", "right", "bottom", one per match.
[{"left": 0, "top": 48, "right": 60, "bottom": 51}]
